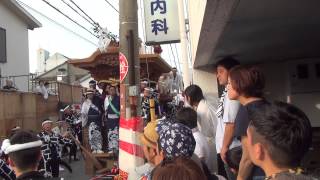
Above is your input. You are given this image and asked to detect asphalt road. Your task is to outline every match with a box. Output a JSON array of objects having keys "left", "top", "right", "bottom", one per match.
[{"left": 60, "top": 156, "right": 90, "bottom": 180}]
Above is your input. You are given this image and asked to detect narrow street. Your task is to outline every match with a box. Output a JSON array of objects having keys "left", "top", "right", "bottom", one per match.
[{"left": 60, "top": 156, "right": 90, "bottom": 180}]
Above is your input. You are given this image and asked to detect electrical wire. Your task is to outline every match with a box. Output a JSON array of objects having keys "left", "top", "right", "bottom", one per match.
[
  {"left": 68, "top": 0, "right": 98, "bottom": 25},
  {"left": 174, "top": 44, "right": 182, "bottom": 72},
  {"left": 41, "top": 0, "right": 98, "bottom": 38},
  {"left": 169, "top": 44, "right": 179, "bottom": 71},
  {"left": 17, "top": 0, "right": 97, "bottom": 46},
  {"left": 60, "top": 0, "right": 96, "bottom": 27},
  {"left": 165, "top": 45, "right": 174, "bottom": 67},
  {"left": 103, "top": 0, "right": 119, "bottom": 13}
]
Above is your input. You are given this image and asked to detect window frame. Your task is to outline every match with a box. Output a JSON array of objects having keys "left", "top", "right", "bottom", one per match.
[{"left": 0, "top": 27, "right": 7, "bottom": 63}]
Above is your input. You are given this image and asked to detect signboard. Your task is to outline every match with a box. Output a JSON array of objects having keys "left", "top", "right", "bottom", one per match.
[
  {"left": 144, "top": 0, "right": 180, "bottom": 45},
  {"left": 119, "top": 52, "right": 129, "bottom": 82}
]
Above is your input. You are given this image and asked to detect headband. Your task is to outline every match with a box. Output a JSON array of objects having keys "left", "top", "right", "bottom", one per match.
[
  {"left": 42, "top": 120, "right": 53, "bottom": 127},
  {"left": 1, "top": 139, "right": 42, "bottom": 154}
]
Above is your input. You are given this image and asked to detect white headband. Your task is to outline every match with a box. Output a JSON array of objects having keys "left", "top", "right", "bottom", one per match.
[
  {"left": 42, "top": 120, "right": 53, "bottom": 127},
  {"left": 1, "top": 139, "right": 42, "bottom": 154}
]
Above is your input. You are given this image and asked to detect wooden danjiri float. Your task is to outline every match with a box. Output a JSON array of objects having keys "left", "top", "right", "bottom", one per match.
[{"left": 68, "top": 42, "right": 171, "bottom": 176}]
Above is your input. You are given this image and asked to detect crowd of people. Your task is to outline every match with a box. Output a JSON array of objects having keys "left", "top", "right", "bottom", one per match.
[
  {"left": 0, "top": 57, "right": 318, "bottom": 180},
  {"left": 138, "top": 57, "right": 317, "bottom": 180}
]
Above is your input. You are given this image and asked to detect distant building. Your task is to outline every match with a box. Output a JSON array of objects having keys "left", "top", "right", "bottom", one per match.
[
  {"left": 37, "top": 49, "right": 69, "bottom": 74},
  {"left": 0, "top": 0, "right": 41, "bottom": 91}
]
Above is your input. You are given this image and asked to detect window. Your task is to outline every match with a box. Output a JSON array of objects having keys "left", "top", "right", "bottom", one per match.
[
  {"left": 0, "top": 27, "right": 6, "bottom": 63},
  {"left": 296, "top": 64, "right": 309, "bottom": 79},
  {"left": 316, "top": 63, "right": 320, "bottom": 78}
]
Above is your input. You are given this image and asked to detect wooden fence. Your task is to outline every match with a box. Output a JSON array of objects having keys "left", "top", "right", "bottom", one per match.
[
  {"left": 0, "top": 83, "right": 83, "bottom": 139},
  {"left": 0, "top": 91, "right": 58, "bottom": 139},
  {"left": 58, "top": 83, "right": 83, "bottom": 104}
]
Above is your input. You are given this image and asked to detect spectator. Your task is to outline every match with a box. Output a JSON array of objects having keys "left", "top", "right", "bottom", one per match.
[
  {"left": 214, "top": 57, "right": 241, "bottom": 180},
  {"left": 184, "top": 85, "right": 218, "bottom": 173},
  {"left": 184, "top": 85, "right": 217, "bottom": 139},
  {"left": 225, "top": 146, "right": 242, "bottom": 172},
  {"left": 2, "top": 79, "right": 18, "bottom": 91},
  {"left": 35, "top": 80, "right": 48, "bottom": 99},
  {"left": 169, "top": 67, "right": 184, "bottom": 94},
  {"left": 247, "top": 102, "right": 314, "bottom": 180},
  {"left": 1, "top": 130, "right": 44, "bottom": 179},
  {"left": 228, "top": 65, "right": 268, "bottom": 180},
  {"left": 44, "top": 82, "right": 55, "bottom": 96},
  {"left": 175, "top": 107, "right": 215, "bottom": 173},
  {"left": 135, "top": 120, "right": 159, "bottom": 179},
  {"left": 155, "top": 120, "right": 196, "bottom": 162},
  {"left": 151, "top": 157, "right": 207, "bottom": 180},
  {"left": 155, "top": 120, "right": 210, "bottom": 178}
]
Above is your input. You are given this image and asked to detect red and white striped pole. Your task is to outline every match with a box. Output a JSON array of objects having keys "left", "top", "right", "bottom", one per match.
[{"left": 119, "top": 0, "right": 144, "bottom": 179}]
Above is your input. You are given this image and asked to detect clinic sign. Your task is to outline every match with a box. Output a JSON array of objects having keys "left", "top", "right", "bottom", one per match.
[{"left": 144, "top": 0, "right": 180, "bottom": 45}]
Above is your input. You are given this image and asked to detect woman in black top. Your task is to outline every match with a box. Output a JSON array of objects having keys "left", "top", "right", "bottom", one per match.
[{"left": 227, "top": 65, "right": 268, "bottom": 180}]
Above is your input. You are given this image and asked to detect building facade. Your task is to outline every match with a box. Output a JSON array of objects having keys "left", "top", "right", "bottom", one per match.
[{"left": 0, "top": 0, "right": 41, "bottom": 91}]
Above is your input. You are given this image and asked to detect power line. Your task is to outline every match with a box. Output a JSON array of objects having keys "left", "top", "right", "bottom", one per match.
[
  {"left": 17, "top": 0, "right": 97, "bottom": 46},
  {"left": 169, "top": 44, "right": 178, "bottom": 71},
  {"left": 174, "top": 44, "right": 182, "bottom": 72},
  {"left": 41, "top": 0, "right": 98, "bottom": 38},
  {"left": 60, "top": 0, "right": 96, "bottom": 27},
  {"left": 68, "top": 0, "right": 98, "bottom": 25},
  {"left": 165, "top": 45, "right": 174, "bottom": 66},
  {"left": 103, "top": 0, "right": 119, "bottom": 13},
  {"left": 65, "top": 0, "right": 118, "bottom": 41}
]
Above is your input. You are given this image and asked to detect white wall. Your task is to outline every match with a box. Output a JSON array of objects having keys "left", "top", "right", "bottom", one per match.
[
  {"left": 187, "top": 0, "right": 218, "bottom": 96},
  {"left": 0, "top": 2, "right": 30, "bottom": 91},
  {"left": 187, "top": 0, "right": 207, "bottom": 65},
  {"left": 258, "top": 60, "right": 320, "bottom": 127},
  {"left": 37, "top": 50, "right": 67, "bottom": 74}
]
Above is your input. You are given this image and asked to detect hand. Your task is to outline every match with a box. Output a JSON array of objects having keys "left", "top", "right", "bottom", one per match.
[
  {"left": 62, "top": 131, "right": 69, "bottom": 138},
  {"left": 231, "top": 168, "right": 237, "bottom": 174},
  {"left": 75, "top": 139, "right": 81, "bottom": 145},
  {"left": 220, "top": 146, "right": 228, "bottom": 164}
]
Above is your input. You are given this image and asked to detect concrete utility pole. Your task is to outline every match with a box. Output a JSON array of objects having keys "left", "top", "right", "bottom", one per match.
[
  {"left": 177, "top": 0, "right": 191, "bottom": 86},
  {"left": 119, "top": 0, "right": 144, "bottom": 179}
]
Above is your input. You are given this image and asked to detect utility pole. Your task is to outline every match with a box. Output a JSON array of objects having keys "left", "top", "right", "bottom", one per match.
[
  {"left": 177, "top": 0, "right": 191, "bottom": 86},
  {"left": 119, "top": 0, "right": 144, "bottom": 179}
]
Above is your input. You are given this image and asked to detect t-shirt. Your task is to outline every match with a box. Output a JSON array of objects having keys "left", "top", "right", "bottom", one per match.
[
  {"left": 234, "top": 99, "right": 268, "bottom": 177},
  {"left": 267, "top": 172, "right": 316, "bottom": 180},
  {"left": 193, "top": 128, "right": 215, "bottom": 173},
  {"left": 234, "top": 100, "right": 268, "bottom": 139},
  {"left": 197, "top": 99, "right": 217, "bottom": 138},
  {"left": 215, "top": 90, "right": 241, "bottom": 153}
]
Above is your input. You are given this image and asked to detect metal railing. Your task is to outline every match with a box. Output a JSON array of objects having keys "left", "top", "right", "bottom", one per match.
[{"left": 0, "top": 74, "right": 57, "bottom": 93}]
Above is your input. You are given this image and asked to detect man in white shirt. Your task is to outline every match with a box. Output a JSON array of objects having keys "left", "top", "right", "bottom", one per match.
[
  {"left": 35, "top": 80, "right": 48, "bottom": 99},
  {"left": 168, "top": 67, "right": 184, "bottom": 93},
  {"left": 215, "top": 57, "right": 241, "bottom": 180}
]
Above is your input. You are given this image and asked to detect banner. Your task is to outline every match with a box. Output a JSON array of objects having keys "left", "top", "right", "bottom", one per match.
[{"left": 144, "top": 0, "right": 180, "bottom": 45}]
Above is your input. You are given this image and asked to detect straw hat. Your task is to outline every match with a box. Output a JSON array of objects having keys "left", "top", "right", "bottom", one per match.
[
  {"left": 139, "top": 120, "right": 159, "bottom": 149},
  {"left": 84, "top": 88, "right": 95, "bottom": 95},
  {"left": 98, "top": 80, "right": 112, "bottom": 84}
]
